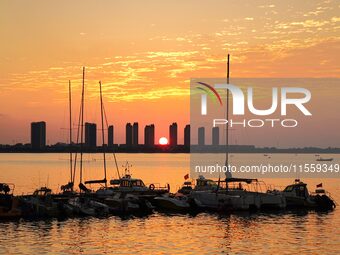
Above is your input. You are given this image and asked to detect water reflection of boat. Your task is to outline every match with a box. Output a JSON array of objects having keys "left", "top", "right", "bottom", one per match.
[{"left": 281, "top": 179, "right": 336, "bottom": 210}]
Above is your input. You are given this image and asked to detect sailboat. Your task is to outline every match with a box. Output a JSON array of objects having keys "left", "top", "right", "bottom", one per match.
[
  {"left": 64, "top": 68, "right": 110, "bottom": 217},
  {"left": 92, "top": 84, "right": 156, "bottom": 214},
  {"left": 190, "top": 55, "right": 286, "bottom": 211}
]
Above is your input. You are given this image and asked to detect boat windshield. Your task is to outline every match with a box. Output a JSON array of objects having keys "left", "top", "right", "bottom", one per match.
[
  {"left": 284, "top": 184, "right": 308, "bottom": 198},
  {"left": 196, "top": 179, "right": 217, "bottom": 187},
  {"left": 131, "top": 180, "right": 145, "bottom": 187},
  {"left": 120, "top": 179, "right": 145, "bottom": 188},
  {"left": 283, "top": 185, "right": 294, "bottom": 192}
]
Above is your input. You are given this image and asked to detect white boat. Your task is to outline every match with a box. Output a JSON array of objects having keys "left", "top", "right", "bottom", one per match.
[
  {"left": 103, "top": 192, "right": 154, "bottom": 214},
  {"left": 67, "top": 197, "right": 110, "bottom": 217},
  {"left": 190, "top": 177, "right": 286, "bottom": 211},
  {"left": 280, "top": 179, "right": 336, "bottom": 210},
  {"left": 154, "top": 193, "right": 191, "bottom": 213}
]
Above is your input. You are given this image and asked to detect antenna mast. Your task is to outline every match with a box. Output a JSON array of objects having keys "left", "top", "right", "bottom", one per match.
[
  {"left": 79, "top": 67, "right": 85, "bottom": 185},
  {"left": 69, "top": 80, "right": 73, "bottom": 184},
  {"left": 225, "top": 54, "right": 230, "bottom": 177}
]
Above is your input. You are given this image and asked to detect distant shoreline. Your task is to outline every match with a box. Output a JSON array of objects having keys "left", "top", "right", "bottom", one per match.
[{"left": 0, "top": 144, "right": 340, "bottom": 154}]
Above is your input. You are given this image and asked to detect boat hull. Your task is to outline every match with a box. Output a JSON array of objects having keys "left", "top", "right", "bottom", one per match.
[{"left": 154, "top": 196, "right": 190, "bottom": 213}]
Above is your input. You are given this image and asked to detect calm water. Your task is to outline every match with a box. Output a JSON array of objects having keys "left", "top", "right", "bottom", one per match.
[{"left": 0, "top": 153, "right": 339, "bottom": 255}]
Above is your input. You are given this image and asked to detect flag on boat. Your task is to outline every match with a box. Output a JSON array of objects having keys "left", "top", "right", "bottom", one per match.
[
  {"left": 184, "top": 174, "right": 189, "bottom": 180},
  {"left": 316, "top": 183, "right": 323, "bottom": 188}
]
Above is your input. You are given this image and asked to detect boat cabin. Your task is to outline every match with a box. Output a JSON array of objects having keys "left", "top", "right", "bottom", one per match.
[
  {"left": 283, "top": 181, "right": 309, "bottom": 199},
  {"left": 194, "top": 176, "right": 218, "bottom": 191},
  {"left": 110, "top": 175, "right": 149, "bottom": 192},
  {"left": 177, "top": 181, "right": 193, "bottom": 194}
]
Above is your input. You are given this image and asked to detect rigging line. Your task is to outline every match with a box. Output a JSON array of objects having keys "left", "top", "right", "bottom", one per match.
[
  {"left": 102, "top": 98, "right": 120, "bottom": 179},
  {"left": 99, "top": 81, "right": 107, "bottom": 187},
  {"left": 72, "top": 74, "right": 83, "bottom": 185}
]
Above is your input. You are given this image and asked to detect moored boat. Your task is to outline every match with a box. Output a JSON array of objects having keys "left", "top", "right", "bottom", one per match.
[
  {"left": 154, "top": 193, "right": 192, "bottom": 213},
  {"left": 190, "top": 177, "right": 286, "bottom": 211},
  {"left": 281, "top": 179, "right": 336, "bottom": 210},
  {"left": 67, "top": 196, "right": 110, "bottom": 217},
  {"left": 103, "top": 192, "right": 153, "bottom": 215},
  {"left": 316, "top": 157, "right": 333, "bottom": 162},
  {"left": 20, "top": 187, "right": 62, "bottom": 218},
  {"left": 0, "top": 183, "right": 22, "bottom": 219}
]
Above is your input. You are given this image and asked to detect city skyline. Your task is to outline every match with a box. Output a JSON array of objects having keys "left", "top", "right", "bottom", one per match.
[{"left": 27, "top": 120, "right": 192, "bottom": 147}]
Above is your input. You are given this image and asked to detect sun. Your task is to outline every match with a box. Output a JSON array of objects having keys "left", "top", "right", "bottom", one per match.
[{"left": 159, "top": 137, "right": 168, "bottom": 145}]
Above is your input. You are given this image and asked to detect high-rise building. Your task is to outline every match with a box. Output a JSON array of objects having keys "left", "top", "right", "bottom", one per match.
[
  {"left": 133, "top": 122, "right": 139, "bottom": 146},
  {"left": 198, "top": 127, "right": 205, "bottom": 146},
  {"left": 169, "top": 122, "right": 178, "bottom": 146},
  {"left": 150, "top": 124, "right": 155, "bottom": 145},
  {"left": 212, "top": 127, "right": 219, "bottom": 145},
  {"left": 184, "top": 124, "right": 190, "bottom": 147},
  {"left": 85, "top": 122, "right": 97, "bottom": 149},
  {"left": 31, "top": 121, "right": 46, "bottom": 149},
  {"left": 126, "top": 123, "right": 132, "bottom": 146},
  {"left": 144, "top": 124, "right": 155, "bottom": 146},
  {"left": 108, "top": 125, "right": 114, "bottom": 147}
]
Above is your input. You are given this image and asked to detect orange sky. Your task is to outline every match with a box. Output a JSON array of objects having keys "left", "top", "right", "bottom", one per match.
[{"left": 0, "top": 0, "right": 339, "bottom": 146}]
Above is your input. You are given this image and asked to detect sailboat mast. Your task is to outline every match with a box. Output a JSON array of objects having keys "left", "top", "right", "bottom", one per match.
[
  {"left": 225, "top": 54, "right": 230, "bottom": 168},
  {"left": 79, "top": 67, "right": 85, "bottom": 185},
  {"left": 99, "top": 81, "right": 107, "bottom": 187},
  {"left": 69, "top": 80, "right": 73, "bottom": 184}
]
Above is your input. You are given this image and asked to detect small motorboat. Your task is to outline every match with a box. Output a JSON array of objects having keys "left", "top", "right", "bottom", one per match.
[
  {"left": 107, "top": 171, "right": 169, "bottom": 198},
  {"left": 67, "top": 196, "right": 110, "bottom": 217},
  {"left": 281, "top": 179, "right": 336, "bottom": 210},
  {"left": 103, "top": 192, "right": 152, "bottom": 215},
  {"left": 316, "top": 157, "right": 333, "bottom": 162},
  {"left": 20, "top": 187, "right": 62, "bottom": 218},
  {"left": 154, "top": 193, "right": 191, "bottom": 213}
]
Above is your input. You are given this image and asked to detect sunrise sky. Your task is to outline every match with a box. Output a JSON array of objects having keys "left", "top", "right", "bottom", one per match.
[{"left": 0, "top": 0, "right": 339, "bottom": 146}]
